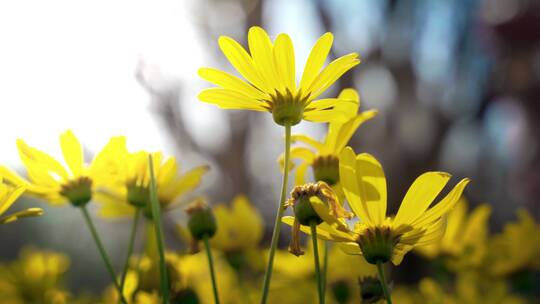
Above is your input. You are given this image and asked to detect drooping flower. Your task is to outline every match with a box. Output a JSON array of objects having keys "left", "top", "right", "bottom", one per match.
[
  {"left": 284, "top": 147, "right": 470, "bottom": 265},
  {"left": 0, "top": 178, "right": 42, "bottom": 224},
  {"left": 280, "top": 88, "right": 377, "bottom": 187},
  {"left": 0, "top": 130, "right": 123, "bottom": 207},
  {"left": 198, "top": 26, "right": 360, "bottom": 126}
]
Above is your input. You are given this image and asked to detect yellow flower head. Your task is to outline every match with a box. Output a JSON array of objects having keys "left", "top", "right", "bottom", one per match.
[
  {"left": 198, "top": 26, "right": 360, "bottom": 126},
  {"left": 284, "top": 147, "right": 470, "bottom": 265},
  {"left": 0, "top": 247, "right": 70, "bottom": 303},
  {"left": 486, "top": 209, "right": 540, "bottom": 276},
  {"left": 280, "top": 88, "right": 377, "bottom": 186},
  {"left": 96, "top": 142, "right": 209, "bottom": 218},
  {"left": 1, "top": 130, "right": 125, "bottom": 207},
  {"left": 0, "top": 178, "right": 42, "bottom": 224},
  {"left": 416, "top": 198, "right": 491, "bottom": 267}
]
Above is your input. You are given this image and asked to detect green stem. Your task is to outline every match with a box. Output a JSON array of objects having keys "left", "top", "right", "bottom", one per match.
[
  {"left": 119, "top": 208, "right": 141, "bottom": 295},
  {"left": 80, "top": 206, "right": 126, "bottom": 303},
  {"left": 322, "top": 241, "right": 328, "bottom": 298},
  {"left": 311, "top": 222, "right": 324, "bottom": 304},
  {"left": 376, "top": 261, "right": 392, "bottom": 304},
  {"left": 148, "top": 155, "right": 170, "bottom": 303},
  {"left": 203, "top": 235, "right": 220, "bottom": 304},
  {"left": 260, "top": 124, "right": 292, "bottom": 304}
]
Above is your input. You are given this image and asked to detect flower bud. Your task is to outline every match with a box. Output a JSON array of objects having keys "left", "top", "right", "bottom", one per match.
[
  {"left": 185, "top": 199, "right": 217, "bottom": 240},
  {"left": 359, "top": 276, "right": 385, "bottom": 303},
  {"left": 312, "top": 154, "right": 340, "bottom": 186}
]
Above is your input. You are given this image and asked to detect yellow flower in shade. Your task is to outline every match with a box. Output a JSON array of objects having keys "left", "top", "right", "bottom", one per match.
[
  {"left": 0, "top": 130, "right": 124, "bottom": 207},
  {"left": 486, "top": 209, "right": 540, "bottom": 276},
  {"left": 0, "top": 247, "right": 70, "bottom": 304},
  {"left": 274, "top": 242, "right": 376, "bottom": 303},
  {"left": 198, "top": 26, "right": 360, "bottom": 126},
  {"left": 284, "top": 147, "right": 470, "bottom": 265},
  {"left": 0, "top": 178, "right": 42, "bottom": 224},
  {"left": 281, "top": 88, "right": 377, "bottom": 186},
  {"left": 95, "top": 144, "right": 209, "bottom": 218},
  {"left": 103, "top": 252, "right": 239, "bottom": 304},
  {"left": 416, "top": 198, "right": 491, "bottom": 268},
  {"left": 178, "top": 195, "right": 263, "bottom": 252}
]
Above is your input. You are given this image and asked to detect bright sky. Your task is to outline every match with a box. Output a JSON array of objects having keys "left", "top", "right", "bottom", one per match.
[{"left": 0, "top": 0, "right": 206, "bottom": 166}]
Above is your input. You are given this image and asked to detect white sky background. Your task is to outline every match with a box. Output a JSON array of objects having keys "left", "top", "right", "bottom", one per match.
[{"left": 0, "top": 0, "right": 207, "bottom": 166}]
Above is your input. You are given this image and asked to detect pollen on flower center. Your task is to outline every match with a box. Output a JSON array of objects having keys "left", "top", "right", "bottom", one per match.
[
  {"left": 356, "top": 226, "right": 402, "bottom": 265},
  {"left": 60, "top": 176, "right": 93, "bottom": 207},
  {"left": 312, "top": 154, "right": 340, "bottom": 186},
  {"left": 268, "top": 89, "right": 310, "bottom": 126}
]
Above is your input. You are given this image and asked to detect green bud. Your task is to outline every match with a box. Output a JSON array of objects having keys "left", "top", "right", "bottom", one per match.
[
  {"left": 185, "top": 200, "right": 217, "bottom": 240},
  {"left": 359, "top": 276, "right": 385, "bottom": 304},
  {"left": 60, "top": 177, "right": 92, "bottom": 207},
  {"left": 294, "top": 196, "right": 323, "bottom": 226}
]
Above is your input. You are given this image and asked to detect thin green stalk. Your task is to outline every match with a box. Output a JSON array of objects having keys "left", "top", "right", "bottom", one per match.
[
  {"left": 203, "top": 235, "right": 220, "bottom": 304},
  {"left": 376, "top": 261, "right": 392, "bottom": 304},
  {"left": 148, "top": 154, "right": 169, "bottom": 303},
  {"left": 80, "top": 206, "right": 126, "bottom": 303},
  {"left": 322, "top": 241, "right": 328, "bottom": 298},
  {"left": 260, "top": 124, "right": 292, "bottom": 304},
  {"left": 311, "top": 222, "right": 324, "bottom": 304},
  {"left": 119, "top": 208, "right": 141, "bottom": 294}
]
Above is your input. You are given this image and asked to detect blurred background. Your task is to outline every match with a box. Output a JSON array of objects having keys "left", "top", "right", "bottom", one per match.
[{"left": 1, "top": 0, "right": 539, "bottom": 296}]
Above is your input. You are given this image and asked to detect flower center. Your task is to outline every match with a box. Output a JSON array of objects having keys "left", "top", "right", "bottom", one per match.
[
  {"left": 60, "top": 176, "right": 92, "bottom": 207},
  {"left": 356, "top": 226, "right": 401, "bottom": 264},
  {"left": 268, "top": 89, "right": 309, "bottom": 126},
  {"left": 312, "top": 154, "right": 340, "bottom": 186},
  {"left": 127, "top": 183, "right": 150, "bottom": 208}
]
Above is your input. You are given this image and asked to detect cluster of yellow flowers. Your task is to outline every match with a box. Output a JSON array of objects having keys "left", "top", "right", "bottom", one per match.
[{"left": 0, "top": 26, "right": 539, "bottom": 304}]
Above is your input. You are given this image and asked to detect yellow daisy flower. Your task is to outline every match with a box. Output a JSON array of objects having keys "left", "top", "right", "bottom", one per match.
[
  {"left": 198, "top": 26, "right": 360, "bottom": 126},
  {"left": 0, "top": 178, "right": 42, "bottom": 224},
  {"left": 0, "top": 130, "right": 122, "bottom": 207},
  {"left": 284, "top": 147, "right": 470, "bottom": 266},
  {"left": 96, "top": 146, "right": 209, "bottom": 218},
  {"left": 416, "top": 198, "right": 491, "bottom": 268},
  {"left": 281, "top": 88, "right": 377, "bottom": 186}
]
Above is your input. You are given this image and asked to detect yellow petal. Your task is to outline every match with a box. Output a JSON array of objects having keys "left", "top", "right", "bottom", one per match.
[
  {"left": 218, "top": 35, "right": 269, "bottom": 91},
  {"left": 248, "top": 26, "right": 280, "bottom": 91},
  {"left": 332, "top": 110, "right": 378, "bottom": 152},
  {"left": 233, "top": 195, "right": 264, "bottom": 247},
  {"left": 198, "top": 88, "right": 267, "bottom": 111},
  {"left": 198, "top": 67, "right": 267, "bottom": 100},
  {"left": 306, "top": 98, "right": 356, "bottom": 111},
  {"left": 17, "top": 139, "right": 68, "bottom": 180},
  {"left": 412, "top": 178, "right": 471, "bottom": 227},
  {"left": 309, "top": 196, "right": 349, "bottom": 232},
  {"left": 290, "top": 134, "right": 325, "bottom": 152},
  {"left": 282, "top": 216, "right": 353, "bottom": 242},
  {"left": 294, "top": 161, "right": 310, "bottom": 186},
  {"left": 300, "top": 32, "right": 333, "bottom": 91},
  {"left": 339, "top": 147, "right": 372, "bottom": 223},
  {"left": 302, "top": 108, "right": 348, "bottom": 123},
  {"left": 161, "top": 165, "right": 209, "bottom": 205},
  {"left": 273, "top": 33, "right": 296, "bottom": 91},
  {"left": 60, "top": 130, "right": 84, "bottom": 177},
  {"left": 290, "top": 147, "right": 316, "bottom": 163},
  {"left": 355, "top": 153, "right": 387, "bottom": 225},
  {"left": 393, "top": 172, "right": 452, "bottom": 228},
  {"left": 305, "top": 53, "right": 360, "bottom": 100},
  {"left": 338, "top": 242, "right": 363, "bottom": 255},
  {"left": 0, "top": 185, "right": 26, "bottom": 215},
  {"left": 0, "top": 207, "right": 43, "bottom": 224}
]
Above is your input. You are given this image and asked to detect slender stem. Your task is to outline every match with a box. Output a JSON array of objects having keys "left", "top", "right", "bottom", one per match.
[
  {"left": 260, "top": 124, "right": 292, "bottom": 304},
  {"left": 203, "top": 235, "right": 220, "bottom": 304},
  {"left": 148, "top": 155, "right": 169, "bottom": 303},
  {"left": 311, "top": 222, "right": 324, "bottom": 304},
  {"left": 376, "top": 261, "right": 392, "bottom": 304},
  {"left": 80, "top": 206, "right": 126, "bottom": 303},
  {"left": 322, "top": 241, "right": 328, "bottom": 298},
  {"left": 119, "top": 208, "right": 141, "bottom": 294}
]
